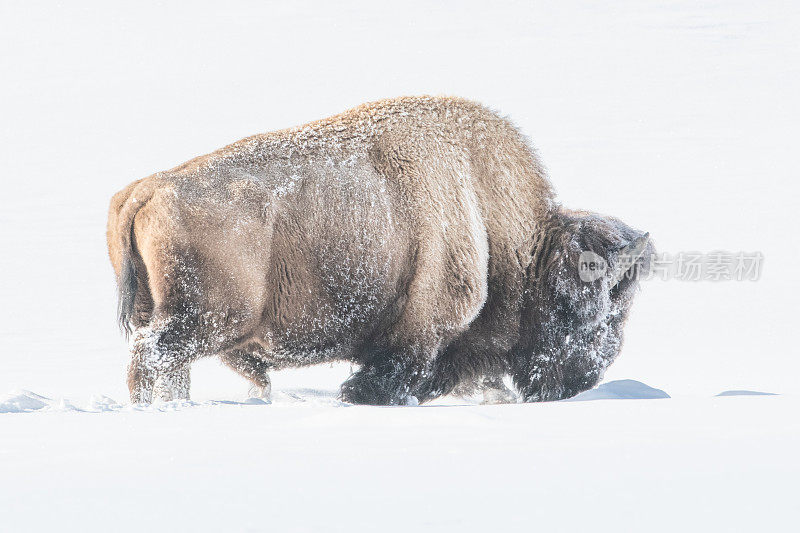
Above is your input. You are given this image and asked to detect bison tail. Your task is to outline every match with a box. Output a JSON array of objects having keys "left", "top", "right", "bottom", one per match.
[
  {"left": 117, "top": 247, "right": 138, "bottom": 339},
  {"left": 110, "top": 182, "right": 154, "bottom": 339}
]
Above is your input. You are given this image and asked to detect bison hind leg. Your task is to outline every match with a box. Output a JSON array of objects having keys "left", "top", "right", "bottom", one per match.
[
  {"left": 127, "top": 315, "right": 206, "bottom": 404},
  {"left": 152, "top": 366, "right": 191, "bottom": 402},
  {"left": 220, "top": 348, "right": 272, "bottom": 401}
]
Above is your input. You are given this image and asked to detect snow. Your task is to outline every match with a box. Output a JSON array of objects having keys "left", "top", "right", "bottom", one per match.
[
  {"left": 1, "top": 0, "right": 798, "bottom": 531},
  {"left": 568, "top": 379, "right": 670, "bottom": 400},
  {"left": 1, "top": 389, "right": 797, "bottom": 532},
  {"left": 0, "top": 391, "right": 51, "bottom": 414},
  {"left": 716, "top": 389, "right": 778, "bottom": 397}
]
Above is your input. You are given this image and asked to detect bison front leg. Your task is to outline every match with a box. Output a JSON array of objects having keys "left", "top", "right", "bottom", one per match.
[
  {"left": 340, "top": 347, "right": 431, "bottom": 406},
  {"left": 510, "top": 348, "right": 603, "bottom": 402},
  {"left": 479, "top": 375, "right": 518, "bottom": 404}
]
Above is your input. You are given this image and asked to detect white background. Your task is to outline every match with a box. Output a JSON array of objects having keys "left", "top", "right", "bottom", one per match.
[
  {"left": 2, "top": 0, "right": 797, "bottom": 398},
  {"left": 1, "top": 2, "right": 798, "bottom": 531}
]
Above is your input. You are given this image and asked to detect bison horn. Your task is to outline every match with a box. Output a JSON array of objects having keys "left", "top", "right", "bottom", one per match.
[{"left": 610, "top": 232, "right": 650, "bottom": 287}]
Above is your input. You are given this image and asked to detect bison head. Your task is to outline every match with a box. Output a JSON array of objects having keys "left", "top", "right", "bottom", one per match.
[{"left": 513, "top": 209, "right": 654, "bottom": 401}]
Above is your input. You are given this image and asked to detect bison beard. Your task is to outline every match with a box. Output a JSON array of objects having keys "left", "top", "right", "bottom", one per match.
[
  {"left": 107, "top": 95, "right": 652, "bottom": 405},
  {"left": 508, "top": 216, "right": 652, "bottom": 402}
]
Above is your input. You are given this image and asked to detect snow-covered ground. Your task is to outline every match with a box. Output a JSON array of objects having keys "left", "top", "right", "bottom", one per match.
[
  {"left": 2, "top": 383, "right": 796, "bottom": 532},
  {"left": 1, "top": 1, "right": 798, "bottom": 531}
]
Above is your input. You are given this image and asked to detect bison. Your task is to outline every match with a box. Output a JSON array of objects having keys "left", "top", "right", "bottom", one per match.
[{"left": 107, "top": 96, "right": 652, "bottom": 405}]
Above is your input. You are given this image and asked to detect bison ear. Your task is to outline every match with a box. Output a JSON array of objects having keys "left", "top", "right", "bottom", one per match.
[
  {"left": 568, "top": 213, "right": 651, "bottom": 286},
  {"left": 608, "top": 232, "right": 650, "bottom": 287}
]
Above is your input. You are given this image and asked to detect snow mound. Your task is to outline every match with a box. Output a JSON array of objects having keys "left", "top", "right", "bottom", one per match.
[
  {"left": 87, "top": 395, "right": 125, "bottom": 411},
  {"left": 0, "top": 391, "right": 127, "bottom": 413},
  {"left": 0, "top": 388, "right": 347, "bottom": 415},
  {"left": 716, "top": 390, "right": 777, "bottom": 397},
  {"left": 567, "top": 379, "right": 670, "bottom": 401},
  {"left": 0, "top": 390, "right": 52, "bottom": 413}
]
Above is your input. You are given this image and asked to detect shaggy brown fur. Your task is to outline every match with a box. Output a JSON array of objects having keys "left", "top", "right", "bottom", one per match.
[{"left": 107, "top": 95, "right": 650, "bottom": 404}]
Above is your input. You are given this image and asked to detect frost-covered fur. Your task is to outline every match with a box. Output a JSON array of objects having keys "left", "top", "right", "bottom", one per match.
[
  {"left": 415, "top": 207, "right": 653, "bottom": 403},
  {"left": 107, "top": 95, "right": 650, "bottom": 405}
]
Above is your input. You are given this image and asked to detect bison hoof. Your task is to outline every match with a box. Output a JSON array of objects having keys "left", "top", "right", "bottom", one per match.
[
  {"left": 248, "top": 383, "right": 272, "bottom": 401},
  {"left": 400, "top": 395, "right": 419, "bottom": 406},
  {"left": 340, "top": 382, "right": 419, "bottom": 406},
  {"left": 482, "top": 387, "right": 518, "bottom": 405},
  {"left": 152, "top": 380, "right": 174, "bottom": 403},
  {"left": 129, "top": 389, "right": 153, "bottom": 405}
]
